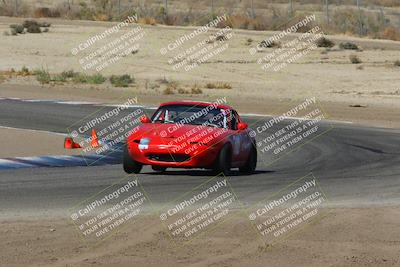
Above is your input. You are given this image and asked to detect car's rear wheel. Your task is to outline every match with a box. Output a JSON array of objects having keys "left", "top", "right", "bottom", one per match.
[
  {"left": 239, "top": 145, "right": 257, "bottom": 174},
  {"left": 214, "top": 144, "right": 232, "bottom": 175},
  {"left": 152, "top": 165, "right": 167, "bottom": 172},
  {"left": 123, "top": 144, "right": 143, "bottom": 174}
]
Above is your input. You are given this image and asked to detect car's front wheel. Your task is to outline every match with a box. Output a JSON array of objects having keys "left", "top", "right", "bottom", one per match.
[
  {"left": 123, "top": 144, "right": 143, "bottom": 174},
  {"left": 239, "top": 145, "right": 257, "bottom": 174},
  {"left": 214, "top": 144, "right": 232, "bottom": 175}
]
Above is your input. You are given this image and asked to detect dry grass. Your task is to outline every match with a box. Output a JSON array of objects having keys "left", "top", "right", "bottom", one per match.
[
  {"left": 163, "top": 87, "right": 175, "bottom": 95},
  {"left": 205, "top": 82, "right": 232, "bottom": 89},
  {"left": 1, "top": 1, "right": 400, "bottom": 41},
  {"left": 316, "top": 37, "right": 335, "bottom": 48},
  {"left": 191, "top": 84, "right": 203, "bottom": 94},
  {"left": 349, "top": 55, "right": 362, "bottom": 64},
  {"left": 162, "top": 82, "right": 203, "bottom": 95},
  {"left": 381, "top": 27, "right": 400, "bottom": 41},
  {"left": 138, "top": 17, "right": 156, "bottom": 26}
]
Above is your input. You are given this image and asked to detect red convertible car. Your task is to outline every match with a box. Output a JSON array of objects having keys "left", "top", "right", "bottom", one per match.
[{"left": 123, "top": 101, "right": 257, "bottom": 175}]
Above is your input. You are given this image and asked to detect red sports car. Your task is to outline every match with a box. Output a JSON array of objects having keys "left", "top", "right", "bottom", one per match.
[{"left": 123, "top": 101, "right": 257, "bottom": 175}]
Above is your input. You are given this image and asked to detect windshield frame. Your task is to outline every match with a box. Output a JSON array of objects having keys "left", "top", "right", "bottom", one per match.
[{"left": 151, "top": 104, "right": 229, "bottom": 129}]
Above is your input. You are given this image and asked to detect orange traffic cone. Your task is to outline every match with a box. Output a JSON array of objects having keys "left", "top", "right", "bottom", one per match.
[
  {"left": 91, "top": 129, "right": 100, "bottom": 148},
  {"left": 64, "top": 137, "right": 82, "bottom": 149}
]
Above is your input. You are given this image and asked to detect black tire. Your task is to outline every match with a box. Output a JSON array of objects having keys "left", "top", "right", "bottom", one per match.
[
  {"left": 239, "top": 145, "right": 257, "bottom": 174},
  {"left": 214, "top": 144, "right": 232, "bottom": 175},
  {"left": 123, "top": 145, "right": 143, "bottom": 174},
  {"left": 152, "top": 165, "right": 167, "bottom": 172}
]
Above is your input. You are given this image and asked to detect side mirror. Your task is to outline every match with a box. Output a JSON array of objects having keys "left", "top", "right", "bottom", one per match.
[
  {"left": 140, "top": 115, "right": 151, "bottom": 123},
  {"left": 237, "top": 122, "right": 248, "bottom": 130}
]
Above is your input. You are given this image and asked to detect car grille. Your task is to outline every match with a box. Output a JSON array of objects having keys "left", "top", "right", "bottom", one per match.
[{"left": 147, "top": 153, "right": 190, "bottom": 162}]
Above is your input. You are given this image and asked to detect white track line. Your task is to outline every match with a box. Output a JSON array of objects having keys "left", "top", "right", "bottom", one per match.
[
  {"left": 0, "top": 125, "right": 68, "bottom": 136},
  {"left": 0, "top": 159, "right": 36, "bottom": 167}
]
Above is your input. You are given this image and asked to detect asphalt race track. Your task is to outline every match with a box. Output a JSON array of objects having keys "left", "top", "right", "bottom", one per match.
[{"left": 0, "top": 98, "right": 399, "bottom": 218}]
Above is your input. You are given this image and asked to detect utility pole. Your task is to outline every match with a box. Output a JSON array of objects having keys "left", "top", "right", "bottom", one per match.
[
  {"left": 289, "top": 0, "right": 293, "bottom": 16},
  {"left": 164, "top": 0, "right": 168, "bottom": 17},
  {"left": 251, "top": 0, "right": 255, "bottom": 18},
  {"left": 357, "top": 0, "right": 363, "bottom": 36},
  {"left": 211, "top": 0, "right": 214, "bottom": 16},
  {"left": 325, "top": 0, "right": 329, "bottom": 24},
  {"left": 14, "top": 0, "right": 18, "bottom": 16},
  {"left": 118, "top": 0, "right": 121, "bottom": 17}
]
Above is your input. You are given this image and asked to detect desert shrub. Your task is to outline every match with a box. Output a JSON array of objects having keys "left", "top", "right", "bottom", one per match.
[
  {"left": 316, "top": 37, "right": 334, "bottom": 48},
  {"left": 163, "top": 87, "right": 174, "bottom": 95},
  {"left": 72, "top": 73, "right": 88, "bottom": 83},
  {"left": 394, "top": 60, "right": 400, "bottom": 67},
  {"left": 216, "top": 34, "right": 228, "bottom": 42},
  {"left": 10, "top": 29, "right": 17, "bottom": 35},
  {"left": 340, "top": 42, "right": 359, "bottom": 50},
  {"left": 38, "top": 22, "right": 51, "bottom": 28},
  {"left": 191, "top": 85, "right": 203, "bottom": 94},
  {"left": 18, "top": 66, "right": 31, "bottom": 76},
  {"left": 61, "top": 70, "right": 80, "bottom": 79},
  {"left": 34, "top": 7, "right": 60, "bottom": 18},
  {"left": 34, "top": 69, "right": 51, "bottom": 84},
  {"left": 27, "top": 24, "right": 41, "bottom": 33},
  {"left": 110, "top": 74, "right": 134, "bottom": 87},
  {"left": 87, "top": 74, "right": 106, "bottom": 84},
  {"left": 73, "top": 73, "right": 106, "bottom": 84},
  {"left": 206, "top": 82, "right": 232, "bottom": 89},
  {"left": 163, "top": 81, "right": 179, "bottom": 94},
  {"left": 259, "top": 40, "right": 280, "bottom": 48},
  {"left": 138, "top": 17, "right": 156, "bottom": 25},
  {"left": 178, "top": 88, "right": 189, "bottom": 94},
  {"left": 10, "top": 24, "right": 24, "bottom": 34},
  {"left": 349, "top": 55, "right": 362, "bottom": 64},
  {"left": 52, "top": 74, "right": 67, "bottom": 82},
  {"left": 381, "top": 27, "right": 400, "bottom": 41},
  {"left": 42, "top": 28, "right": 49, "bottom": 33},
  {"left": 166, "top": 81, "right": 178, "bottom": 90},
  {"left": 23, "top": 20, "right": 39, "bottom": 28}
]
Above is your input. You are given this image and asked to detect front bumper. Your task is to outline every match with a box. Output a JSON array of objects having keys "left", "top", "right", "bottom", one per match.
[{"left": 127, "top": 142, "right": 219, "bottom": 168}]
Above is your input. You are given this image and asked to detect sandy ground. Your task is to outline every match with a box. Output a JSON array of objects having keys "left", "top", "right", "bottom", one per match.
[
  {"left": 0, "top": 127, "right": 80, "bottom": 157},
  {"left": 0, "top": 206, "right": 399, "bottom": 267},
  {"left": 0, "top": 17, "right": 399, "bottom": 267},
  {"left": 0, "top": 17, "right": 399, "bottom": 129}
]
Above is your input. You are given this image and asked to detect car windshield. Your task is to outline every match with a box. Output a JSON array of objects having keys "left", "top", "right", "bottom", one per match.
[{"left": 151, "top": 104, "right": 228, "bottom": 128}]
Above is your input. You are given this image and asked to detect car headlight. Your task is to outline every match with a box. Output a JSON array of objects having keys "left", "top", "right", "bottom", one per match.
[{"left": 138, "top": 138, "right": 150, "bottom": 150}]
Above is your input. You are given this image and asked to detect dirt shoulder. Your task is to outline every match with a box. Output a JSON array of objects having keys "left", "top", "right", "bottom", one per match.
[
  {"left": 0, "top": 127, "right": 79, "bottom": 157},
  {"left": 0, "top": 206, "right": 399, "bottom": 267}
]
